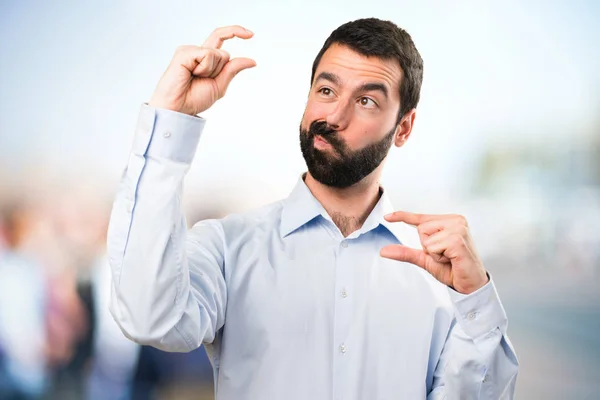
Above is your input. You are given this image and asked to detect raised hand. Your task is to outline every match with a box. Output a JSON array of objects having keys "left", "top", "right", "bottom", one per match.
[
  {"left": 380, "top": 211, "right": 489, "bottom": 294},
  {"left": 149, "top": 25, "right": 256, "bottom": 116}
]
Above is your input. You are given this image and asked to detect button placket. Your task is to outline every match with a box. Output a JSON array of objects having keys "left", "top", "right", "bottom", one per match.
[{"left": 332, "top": 237, "right": 353, "bottom": 399}]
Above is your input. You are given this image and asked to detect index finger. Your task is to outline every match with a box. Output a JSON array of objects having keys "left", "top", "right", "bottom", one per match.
[
  {"left": 384, "top": 211, "right": 439, "bottom": 225},
  {"left": 202, "top": 25, "right": 254, "bottom": 49}
]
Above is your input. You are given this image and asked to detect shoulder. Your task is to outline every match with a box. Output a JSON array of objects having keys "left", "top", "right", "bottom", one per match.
[
  {"left": 189, "top": 200, "right": 285, "bottom": 244},
  {"left": 222, "top": 200, "right": 284, "bottom": 229}
]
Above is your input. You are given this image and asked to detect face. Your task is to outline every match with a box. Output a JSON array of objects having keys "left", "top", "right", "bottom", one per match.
[{"left": 300, "top": 43, "right": 413, "bottom": 188}]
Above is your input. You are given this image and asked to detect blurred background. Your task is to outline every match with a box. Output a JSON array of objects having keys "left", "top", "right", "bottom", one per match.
[{"left": 1, "top": 0, "right": 599, "bottom": 399}]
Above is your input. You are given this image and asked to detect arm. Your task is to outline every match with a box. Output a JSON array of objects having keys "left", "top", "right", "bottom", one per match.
[
  {"left": 107, "top": 105, "right": 226, "bottom": 351},
  {"left": 380, "top": 212, "right": 519, "bottom": 398},
  {"left": 107, "top": 25, "right": 256, "bottom": 352},
  {"left": 427, "top": 279, "right": 519, "bottom": 399}
]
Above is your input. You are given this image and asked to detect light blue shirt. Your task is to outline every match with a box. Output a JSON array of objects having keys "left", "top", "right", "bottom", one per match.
[{"left": 108, "top": 104, "right": 518, "bottom": 400}]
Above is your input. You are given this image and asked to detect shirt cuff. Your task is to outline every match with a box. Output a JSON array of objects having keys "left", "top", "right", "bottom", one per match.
[
  {"left": 448, "top": 276, "right": 508, "bottom": 340},
  {"left": 131, "top": 103, "right": 206, "bottom": 163}
]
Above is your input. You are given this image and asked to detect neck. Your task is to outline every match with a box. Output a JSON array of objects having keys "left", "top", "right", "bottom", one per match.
[{"left": 304, "top": 169, "right": 383, "bottom": 237}]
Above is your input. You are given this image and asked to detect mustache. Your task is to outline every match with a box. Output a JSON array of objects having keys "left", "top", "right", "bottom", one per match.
[
  {"left": 307, "top": 121, "right": 347, "bottom": 152},
  {"left": 308, "top": 120, "right": 337, "bottom": 138}
]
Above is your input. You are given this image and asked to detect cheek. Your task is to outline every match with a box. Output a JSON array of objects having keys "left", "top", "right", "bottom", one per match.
[{"left": 345, "top": 120, "right": 385, "bottom": 148}]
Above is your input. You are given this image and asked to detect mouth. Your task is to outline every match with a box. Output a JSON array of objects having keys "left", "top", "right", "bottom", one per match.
[{"left": 313, "top": 135, "right": 332, "bottom": 150}]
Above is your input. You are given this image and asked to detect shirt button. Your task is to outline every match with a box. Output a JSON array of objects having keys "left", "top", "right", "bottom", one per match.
[
  {"left": 467, "top": 312, "right": 477, "bottom": 321},
  {"left": 483, "top": 374, "right": 490, "bottom": 383},
  {"left": 341, "top": 241, "right": 348, "bottom": 248},
  {"left": 163, "top": 131, "right": 172, "bottom": 138},
  {"left": 339, "top": 344, "right": 347, "bottom": 353},
  {"left": 341, "top": 289, "right": 348, "bottom": 298}
]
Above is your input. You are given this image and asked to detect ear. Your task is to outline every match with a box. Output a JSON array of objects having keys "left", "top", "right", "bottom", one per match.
[{"left": 393, "top": 109, "right": 416, "bottom": 147}]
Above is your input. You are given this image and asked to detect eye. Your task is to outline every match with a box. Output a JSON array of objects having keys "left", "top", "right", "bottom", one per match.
[
  {"left": 318, "top": 87, "right": 334, "bottom": 97},
  {"left": 359, "top": 97, "right": 377, "bottom": 108}
]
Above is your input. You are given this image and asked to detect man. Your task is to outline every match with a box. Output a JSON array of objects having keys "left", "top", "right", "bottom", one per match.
[{"left": 108, "top": 18, "right": 519, "bottom": 399}]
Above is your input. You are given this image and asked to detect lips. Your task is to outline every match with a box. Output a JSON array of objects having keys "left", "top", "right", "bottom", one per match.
[
  {"left": 314, "top": 135, "right": 328, "bottom": 144},
  {"left": 313, "top": 135, "right": 332, "bottom": 150}
]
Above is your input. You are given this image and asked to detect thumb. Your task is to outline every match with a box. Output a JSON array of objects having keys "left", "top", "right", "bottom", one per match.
[
  {"left": 380, "top": 244, "right": 426, "bottom": 269},
  {"left": 215, "top": 57, "right": 256, "bottom": 95}
]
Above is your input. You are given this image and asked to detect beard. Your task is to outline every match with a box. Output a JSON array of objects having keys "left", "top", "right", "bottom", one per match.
[{"left": 299, "top": 120, "right": 396, "bottom": 189}]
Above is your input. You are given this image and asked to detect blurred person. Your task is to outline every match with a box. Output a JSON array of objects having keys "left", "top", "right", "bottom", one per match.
[
  {"left": 1, "top": 191, "right": 93, "bottom": 399},
  {"left": 44, "top": 268, "right": 91, "bottom": 399},
  {"left": 107, "top": 19, "right": 518, "bottom": 399},
  {"left": 86, "top": 254, "right": 140, "bottom": 400},
  {"left": 45, "top": 189, "right": 112, "bottom": 399},
  {"left": 0, "top": 214, "right": 7, "bottom": 251},
  {"left": 0, "top": 202, "right": 48, "bottom": 399},
  {"left": 130, "top": 343, "right": 214, "bottom": 400}
]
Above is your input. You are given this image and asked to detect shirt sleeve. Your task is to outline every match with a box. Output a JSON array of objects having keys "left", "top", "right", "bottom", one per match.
[
  {"left": 107, "top": 104, "right": 227, "bottom": 352},
  {"left": 427, "top": 278, "right": 519, "bottom": 399}
]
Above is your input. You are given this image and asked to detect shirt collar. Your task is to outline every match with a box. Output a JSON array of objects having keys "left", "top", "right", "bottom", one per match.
[
  {"left": 280, "top": 175, "right": 418, "bottom": 246},
  {"left": 377, "top": 196, "right": 421, "bottom": 247},
  {"left": 280, "top": 176, "right": 325, "bottom": 237}
]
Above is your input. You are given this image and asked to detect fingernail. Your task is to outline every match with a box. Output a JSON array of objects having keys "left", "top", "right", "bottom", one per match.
[{"left": 245, "top": 28, "right": 254, "bottom": 34}]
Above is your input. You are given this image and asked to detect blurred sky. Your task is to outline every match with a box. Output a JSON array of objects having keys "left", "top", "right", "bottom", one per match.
[{"left": 1, "top": 0, "right": 599, "bottom": 211}]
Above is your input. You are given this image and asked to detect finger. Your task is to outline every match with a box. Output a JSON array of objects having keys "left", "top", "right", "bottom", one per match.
[
  {"left": 172, "top": 46, "right": 218, "bottom": 77},
  {"left": 417, "top": 220, "right": 444, "bottom": 238},
  {"left": 411, "top": 220, "right": 450, "bottom": 250},
  {"left": 384, "top": 211, "right": 452, "bottom": 225},
  {"left": 190, "top": 49, "right": 231, "bottom": 77},
  {"left": 418, "top": 217, "right": 470, "bottom": 237},
  {"left": 380, "top": 244, "right": 426, "bottom": 269},
  {"left": 431, "top": 253, "right": 451, "bottom": 263},
  {"left": 202, "top": 25, "right": 254, "bottom": 49},
  {"left": 191, "top": 50, "right": 217, "bottom": 76},
  {"left": 426, "top": 233, "right": 467, "bottom": 261},
  {"left": 424, "top": 244, "right": 451, "bottom": 264},
  {"left": 214, "top": 57, "right": 257, "bottom": 94},
  {"left": 209, "top": 49, "right": 231, "bottom": 78},
  {"left": 382, "top": 245, "right": 454, "bottom": 286},
  {"left": 417, "top": 219, "right": 450, "bottom": 236},
  {"left": 421, "top": 230, "right": 452, "bottom": 263}
]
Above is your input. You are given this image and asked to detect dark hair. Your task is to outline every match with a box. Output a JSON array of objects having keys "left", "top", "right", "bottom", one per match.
[{"left": 310, "top": 18, "right": 424, "bottom": 123}]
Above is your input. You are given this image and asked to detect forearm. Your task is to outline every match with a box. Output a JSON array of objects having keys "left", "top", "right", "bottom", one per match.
[
  {"left": 429, "top": 279, "right": 519, "bottom": 399},
  {"left": 107, "top": 105, "right": 223, "bottom": 351}
]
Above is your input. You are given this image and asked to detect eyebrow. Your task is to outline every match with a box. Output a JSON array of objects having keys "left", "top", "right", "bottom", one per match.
[
  {"left": 315, "top": 72, "right": 389, "bottom": 99},
  {"left": 315, "top": 71, "right": 340, "bottom": 86},
  {"left": 358, "top": 82, "right": 388, "bottom": 98}
]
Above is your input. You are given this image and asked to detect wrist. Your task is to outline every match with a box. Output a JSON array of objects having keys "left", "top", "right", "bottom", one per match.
[{"left": 452, "top": 271, "right": 489, "bottom": 295}]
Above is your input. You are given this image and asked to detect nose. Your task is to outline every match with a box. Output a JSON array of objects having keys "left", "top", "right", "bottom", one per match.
[{"left": 325, "top": 99, "right": 352, "bottom": 131}]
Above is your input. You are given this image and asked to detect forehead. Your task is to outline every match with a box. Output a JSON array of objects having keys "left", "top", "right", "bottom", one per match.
[{"left": 314, "top": 43, "right": 403, "bottom": 96}]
